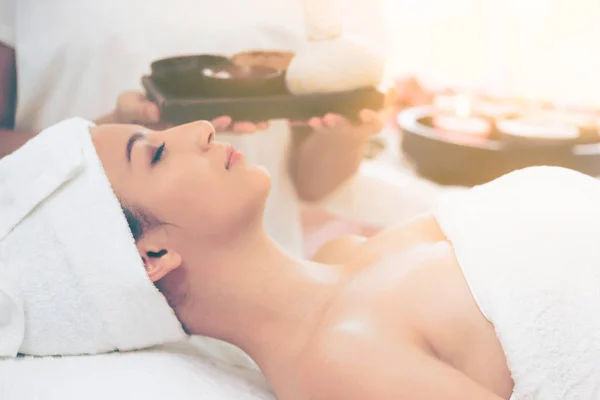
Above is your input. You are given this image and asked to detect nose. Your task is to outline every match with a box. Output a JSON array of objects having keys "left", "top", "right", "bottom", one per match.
[{"left": 164, "top": 120, "right": 215, "bottom": 151}]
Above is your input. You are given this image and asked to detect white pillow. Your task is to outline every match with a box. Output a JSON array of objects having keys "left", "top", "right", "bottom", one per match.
[{"left": 0, "top": 343, "right": 275, "bottom": 400}]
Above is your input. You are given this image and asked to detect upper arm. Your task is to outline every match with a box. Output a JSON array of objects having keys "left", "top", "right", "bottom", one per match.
[
  {"left": 305, "top": 335, "right": 506, "bottom": 400},
  {"left": 287, "top": 124, "right": 313, "bottom": 176},
  {"left": 0, "top": 42, "right": 16, "bottom": 129}
]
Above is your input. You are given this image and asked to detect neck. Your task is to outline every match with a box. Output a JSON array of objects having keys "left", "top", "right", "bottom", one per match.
[{"left": 177, "top": 223, "right": 347, "bottom": 371}]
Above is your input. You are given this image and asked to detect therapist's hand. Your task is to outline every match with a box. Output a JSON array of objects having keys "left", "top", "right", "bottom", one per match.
[
  {"left": 287, "top": 109, "right": 385, "bottom": 202},
  {"left": 290, "top": 109, "right": 384, "bottom": 141},
  {"left": 210, "top": 116, "right": 269, "bottom": 134},
  {"left": 105, "top": 91, "right": 269, "bottom": 133}
]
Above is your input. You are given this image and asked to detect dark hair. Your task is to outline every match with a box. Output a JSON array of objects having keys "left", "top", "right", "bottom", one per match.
[
  {"left": 120, "top": 201, "right": 190, "bottom": 333},
  {"left": 120, "top": 201, "right": 161, "bottom": 241}
]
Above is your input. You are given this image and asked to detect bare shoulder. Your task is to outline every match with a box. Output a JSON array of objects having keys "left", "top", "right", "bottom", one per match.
[
  {"left": 294, "top": 328, "right": 384, "bottom": 400},
  {"left": 294, "top": 237, "right": 506, "bottom": 400},
  {"left": 311, "top": 235, "right": 367, "bottom": 265},
  {"left": 312, "top": 213, "right": 446, "bottom": 267},
  {"left": 295, "top": 327, "right": 504, "bottom": 400}
]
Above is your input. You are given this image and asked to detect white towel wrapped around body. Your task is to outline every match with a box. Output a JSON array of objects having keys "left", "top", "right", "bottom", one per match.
[
  {"left": 435, "top": 166, "right": 600, "bottom": 399},
  {"left": 0, "top": 118, "right": 187, "bottom": 356}
]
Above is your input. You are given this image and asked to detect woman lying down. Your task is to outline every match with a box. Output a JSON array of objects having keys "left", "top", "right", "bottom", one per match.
[{"left": 2, "top": 118, "right": 600, "bottom": 400}]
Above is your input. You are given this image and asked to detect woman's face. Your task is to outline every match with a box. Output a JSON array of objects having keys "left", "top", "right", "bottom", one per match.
[{"left": 91, "top": 121, "right": 271, "bottom": 246}]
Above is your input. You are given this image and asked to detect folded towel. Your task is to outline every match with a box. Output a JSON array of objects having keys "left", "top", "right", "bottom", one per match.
[
  {"left": 0, "top": 342, "right": 274, "bottom": 400},
  {"left": 0, "top": 118, "right": 187, "bottom": 357},
  {"left": 435, "top": 166, "right": 600, "bottom": 399}
]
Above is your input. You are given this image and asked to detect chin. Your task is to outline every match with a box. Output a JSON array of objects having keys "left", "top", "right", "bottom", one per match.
[
  {"left": 232, "top": 166, "right": 271, "bottom": 222},
  {"left": 251, "top": 164, "right": 271, "bottom": 178},
  {"left": 249, "top": 165, "right": 272, "bottom": 191}
]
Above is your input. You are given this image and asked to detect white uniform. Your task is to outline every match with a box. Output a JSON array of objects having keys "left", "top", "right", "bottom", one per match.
[{"left": 0, "top": 0, "right": 387, "bottom": 255}]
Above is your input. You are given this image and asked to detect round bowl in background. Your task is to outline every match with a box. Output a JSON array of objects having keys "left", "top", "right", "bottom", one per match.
[{"left": 496, "top": 117, "right": 580, "bottom": 149}]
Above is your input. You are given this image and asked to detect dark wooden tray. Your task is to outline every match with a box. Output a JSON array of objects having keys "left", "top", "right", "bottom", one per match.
[
  {"left": 142, "top": 75, "right": 386, "bottom": 124},
  {"left": 398, "top": 106, "right": 600, "bottom": 186}
]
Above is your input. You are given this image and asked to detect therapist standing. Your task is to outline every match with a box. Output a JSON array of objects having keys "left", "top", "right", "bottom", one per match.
[{"left": 0, "top": 0, "right": 388, "bottom": 255}]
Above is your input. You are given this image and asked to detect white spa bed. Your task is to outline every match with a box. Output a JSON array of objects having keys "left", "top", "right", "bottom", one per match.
[{"left": 0, "top": 340, "right": 275, "bottom": 400}]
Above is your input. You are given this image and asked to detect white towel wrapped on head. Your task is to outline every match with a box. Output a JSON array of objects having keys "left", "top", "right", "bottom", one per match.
[
  {"left": 435, "top": 166, "right": 600, "bottom": 399},
  {"left": 0, "top": 118, "right": 187, "bottom": 357}
]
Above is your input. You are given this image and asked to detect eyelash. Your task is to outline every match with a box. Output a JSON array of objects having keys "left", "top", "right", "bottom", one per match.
[{"left": 151, "top": 143, "right": 166, "bottom": 165}]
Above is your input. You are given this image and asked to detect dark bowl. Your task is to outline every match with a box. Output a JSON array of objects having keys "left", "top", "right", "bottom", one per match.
[
  {"left": 150, "top": 54, "right": 231, "bottom": 75},
  {"left": 495, "top": 118, "right": 580, "bottom": 149},
  {"left": 201, "top": 64, "right": 286, "bottom": 98},
  {"left": 397, "top": 106, "right": 600, "bottom": 186},
  {"left": 150, "top": 54, "right": 232, "bottom": 97}
]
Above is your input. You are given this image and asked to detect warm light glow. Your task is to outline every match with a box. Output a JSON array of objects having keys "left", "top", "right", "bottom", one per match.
[
  {"left": 455, "top": 95, "right": 471, "bottom": 118},
  {"left": 381, "top": 0, "right": 600, "bottom": 108}
]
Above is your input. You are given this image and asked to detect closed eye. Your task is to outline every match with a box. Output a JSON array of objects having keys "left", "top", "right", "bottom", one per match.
[{"left": 151, "top": 143, "right": 166, "bottom": 165}]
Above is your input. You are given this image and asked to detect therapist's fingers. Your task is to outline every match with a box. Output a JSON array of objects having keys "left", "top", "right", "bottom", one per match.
[
  {"left": 232, "top": 122, "right": 258, "bottom": 134},
  {"left": 308, "top": 117, "right": 324, "bottom": 130},
  {"left": 233, "top": 121, "right": 269, "bottom": 133},
  {"left": 148, "top": 123, "right": 175, "bottom": 131},
  {"left": 210, "top": 117, "right": 269, "bottom": 134},
  {"left": 359, "top": 109, "right": 385, "bottom": 134},
  {"left": 116, "top": 91, "right": 161, "bottom": 125},
  {"left": 322, "top": 113, "right": 349, "bottom": 130},
  {"left": 211, "top": 116, "right": 233, "bottom": 132},
  {"left": 256, "top": 121, "right": 269, "bottom": 131}
]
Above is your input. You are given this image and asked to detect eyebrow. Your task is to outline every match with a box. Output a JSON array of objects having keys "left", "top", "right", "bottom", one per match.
[{"left": 126, "top": 132, "right": 145, "bottom": 163}]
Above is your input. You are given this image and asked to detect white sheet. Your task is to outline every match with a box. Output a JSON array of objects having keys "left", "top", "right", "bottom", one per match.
[{"left": 0, "top": 341, "right": 275, "bottom": 400}]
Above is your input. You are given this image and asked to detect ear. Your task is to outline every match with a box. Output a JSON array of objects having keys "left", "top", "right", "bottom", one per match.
[{"left": 136, "top": 234, "right": 183, "bottom": 283}]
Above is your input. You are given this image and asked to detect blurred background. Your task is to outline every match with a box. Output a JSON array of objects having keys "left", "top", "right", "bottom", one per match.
[
  {"left": 382, "top": 0, "right": 600, "bottom": 105},
  {"left": 304, "top": 0, "right": 600, "bottom": 256}
]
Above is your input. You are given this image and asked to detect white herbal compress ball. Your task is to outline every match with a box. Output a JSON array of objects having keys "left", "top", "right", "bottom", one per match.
[
  {"left": 285, "top": 36, "right": 385, "bottom": 94},
  {"left": 285, "top": 0, "right": 386, "bottom": 94}
]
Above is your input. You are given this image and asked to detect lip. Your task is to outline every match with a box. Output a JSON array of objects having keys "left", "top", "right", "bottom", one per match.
[
  {"left": 228, "top": 150, "right": 243, "bottom": 168},
  {"left": 225, "top": 145, "right": 243, "bottom": 170}
]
